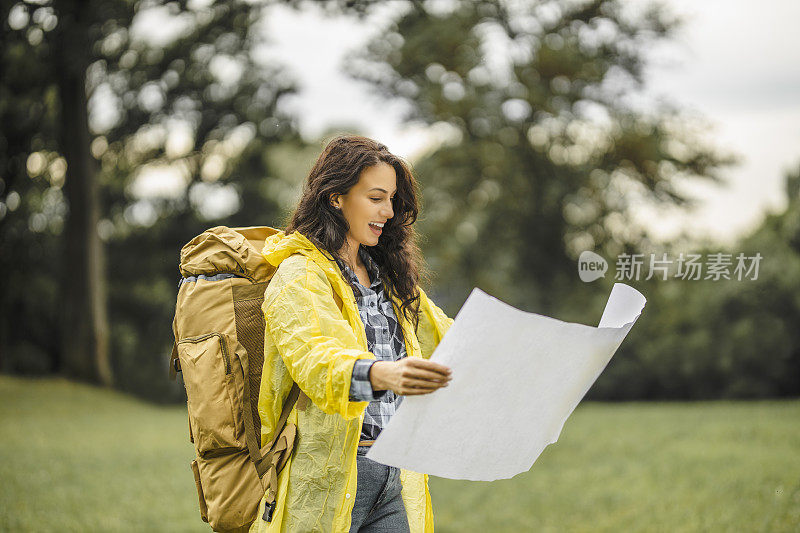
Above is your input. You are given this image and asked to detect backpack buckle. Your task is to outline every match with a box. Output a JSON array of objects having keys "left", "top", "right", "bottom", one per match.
[
  {"left": 168, "top": 342, "right": 181, "bottom": 381},
  {"left": 262, "top": 501, "right": 276, "bottom": 522}
]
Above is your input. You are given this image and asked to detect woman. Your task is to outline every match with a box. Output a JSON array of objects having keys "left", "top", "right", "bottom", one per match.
[{"left": 251, "top": 134, "right": 455, "bottom": 533}]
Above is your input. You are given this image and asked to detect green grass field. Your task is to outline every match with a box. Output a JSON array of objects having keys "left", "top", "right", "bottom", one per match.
[{"left": 0, "top": 375, "right": 797, "bottom": 532}]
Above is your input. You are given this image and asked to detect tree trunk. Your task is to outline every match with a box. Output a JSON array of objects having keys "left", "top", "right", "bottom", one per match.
[{"left": 55, "top": 0, "right": 112, "bottom": 386}]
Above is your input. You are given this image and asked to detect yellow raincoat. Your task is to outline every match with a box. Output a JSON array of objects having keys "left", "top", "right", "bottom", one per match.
[{"left": 249, "top": 230, "right": 453, "bottom": 533}]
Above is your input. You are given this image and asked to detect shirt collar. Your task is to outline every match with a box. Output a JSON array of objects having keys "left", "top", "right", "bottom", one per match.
[{"left": 336, "top": 246, "right": 382, "bottom": 289}]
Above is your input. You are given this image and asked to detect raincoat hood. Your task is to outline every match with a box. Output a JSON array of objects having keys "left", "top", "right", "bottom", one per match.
[
  {"left": 261, "top": 229, "right": 352, "bottom": 293},
  {"left": 262, "top": 230, "right": 321, "bottom": 268}
]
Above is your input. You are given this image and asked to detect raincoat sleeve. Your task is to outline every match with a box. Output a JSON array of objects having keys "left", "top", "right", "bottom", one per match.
[
  {"left": 416, "top": 286, "right": 455, "bottom": 360},
  {"left": 263, "top": 259, "right": 374, "bottom": 420}
]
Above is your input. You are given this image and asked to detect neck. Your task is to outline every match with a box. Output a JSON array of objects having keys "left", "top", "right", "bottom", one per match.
[{"left": 340, "top": 236, "right": 361, "bottom": 271}]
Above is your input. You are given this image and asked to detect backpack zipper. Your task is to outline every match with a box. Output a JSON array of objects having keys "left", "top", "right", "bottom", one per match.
[
  {"left": 178, "top": 332, "right": 231, "bottom": 375},
  {"left": 200, "top": 446, "right": 242, "bottom": 459}
]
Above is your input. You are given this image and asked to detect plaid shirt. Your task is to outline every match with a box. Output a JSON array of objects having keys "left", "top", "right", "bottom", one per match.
[{"left": 336, "top": 246, "right": 406, "bottom": 442}]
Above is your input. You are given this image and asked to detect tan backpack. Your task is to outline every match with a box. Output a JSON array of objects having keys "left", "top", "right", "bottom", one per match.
[{"left": 169, "top": 225, "right": 309, "bottom": 532}]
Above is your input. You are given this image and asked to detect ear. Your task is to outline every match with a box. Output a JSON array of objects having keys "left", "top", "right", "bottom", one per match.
[{"left": 330, "top": 193, "right": 340, "bottom": 208}]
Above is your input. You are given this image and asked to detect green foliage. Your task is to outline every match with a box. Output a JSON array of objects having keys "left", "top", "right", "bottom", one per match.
[
  {"left": 345, "top": 0, "right": 736, "bottom": 313},
  {"left": 2, "top": 0, "right": 798, "bottom": 400},
  {"left": 2, "top": 376, "right": 798, "bottom": 531},
  {"left": 0, "top": 0, "right": 67, "bottom": 375},
  {"left": 1, "top": 0, "right": 300, "bottom": 398},
  {"left": 339, "top": 0, "right": 799, "bottom": 399},
  {"left": 590, "top": 163, "right": 800, "bottom": 400}
]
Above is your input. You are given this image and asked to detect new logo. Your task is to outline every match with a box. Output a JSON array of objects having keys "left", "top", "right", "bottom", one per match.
[{"left": 578, "top": 251, "right": 608, "bottom": 282}]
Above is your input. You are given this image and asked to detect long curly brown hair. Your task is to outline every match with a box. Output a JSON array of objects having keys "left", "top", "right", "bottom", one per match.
[{"left": 284, "top": 134, "right": 428, "bottom": 330}]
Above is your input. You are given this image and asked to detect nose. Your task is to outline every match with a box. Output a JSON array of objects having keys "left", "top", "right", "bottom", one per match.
[{"left": 381, "top": 198, "right": 394, "bottom": 220}]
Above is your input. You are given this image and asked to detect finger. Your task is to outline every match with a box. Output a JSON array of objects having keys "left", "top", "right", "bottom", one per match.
[
  {"left": 403, "top": 368, "right": 452, "bottom": 383},
  {"left": 407, "top": 358, "right": 452, "bottom": 376},
  {"left": 405, "top": 379, "right": 447, "bottom": 389},
  {"left": 400, "top": 378, "right": 448, "bottom": 392},
  {"left": 400, "top": 387, "right": 438, "bottom": 395},
  {"left": 402, "top": 383, "right": 447, "bottom": 395}
]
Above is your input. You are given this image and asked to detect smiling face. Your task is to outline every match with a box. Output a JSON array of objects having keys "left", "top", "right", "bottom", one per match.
[{"left": 330, "top": 162, "right": 397, "bottom": 256}]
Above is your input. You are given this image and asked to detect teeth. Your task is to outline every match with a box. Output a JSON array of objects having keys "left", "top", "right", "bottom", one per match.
[{"left": 370, "top": 222, "right": 384, "bottom": 228}]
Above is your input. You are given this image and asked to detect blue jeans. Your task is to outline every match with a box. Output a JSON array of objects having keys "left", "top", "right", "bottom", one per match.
[{"left": 349, "top": 446, "right": 411, "bottom": 532}]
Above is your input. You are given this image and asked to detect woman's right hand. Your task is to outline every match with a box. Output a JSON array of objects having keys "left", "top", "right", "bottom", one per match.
[{"left": 369, "top": 358, "right": 452, "bottom": 396}]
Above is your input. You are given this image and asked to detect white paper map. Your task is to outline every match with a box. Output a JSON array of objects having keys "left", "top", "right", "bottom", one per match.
[{"left": 366, "top": 283, "right": 647, "bottom": 481}]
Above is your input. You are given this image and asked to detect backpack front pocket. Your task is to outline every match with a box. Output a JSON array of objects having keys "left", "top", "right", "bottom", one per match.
[{"left": 178, "top": 332, "right": 244, "bottom": 453}]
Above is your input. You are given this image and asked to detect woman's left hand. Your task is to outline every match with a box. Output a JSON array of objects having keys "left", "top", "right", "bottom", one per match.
[{"left": 369, "top": 358, "right": 452, "bottom": 396}]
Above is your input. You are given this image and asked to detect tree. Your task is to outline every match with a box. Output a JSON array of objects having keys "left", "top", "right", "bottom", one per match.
[
  {"left": 343, "top": 0, "right": 735, "bottom": 314},
  {"left": 1, "top": 0, "right": 297, "bottom": 395},
  {"left": 0, "top": 0, "right": 114, "bottom": 381},
  {"left": 592, "top": 162, "right": 800, "bottom": 400}
]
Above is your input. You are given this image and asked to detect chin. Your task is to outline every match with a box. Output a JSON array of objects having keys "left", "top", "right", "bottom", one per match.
[{"left": 362, "top": 230, "right": 379, "bottom": 245}]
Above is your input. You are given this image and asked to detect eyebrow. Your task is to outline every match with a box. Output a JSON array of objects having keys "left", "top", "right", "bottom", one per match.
[{"left": 368, "top": 188, "right": 397, "bottom": 194}]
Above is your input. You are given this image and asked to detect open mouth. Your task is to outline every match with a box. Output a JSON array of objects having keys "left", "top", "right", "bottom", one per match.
[{"left": 369, "top": 222, "right": 383, "bottom": 236}]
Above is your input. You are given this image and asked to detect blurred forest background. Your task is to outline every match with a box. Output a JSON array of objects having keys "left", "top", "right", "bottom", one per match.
[{"left": 1, "top": 0, "right": 799, "bottom": 403}]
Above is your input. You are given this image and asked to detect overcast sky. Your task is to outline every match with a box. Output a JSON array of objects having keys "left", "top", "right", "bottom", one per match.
[{"left": 256, "top": 0, "right": 800, "bottom": 246}]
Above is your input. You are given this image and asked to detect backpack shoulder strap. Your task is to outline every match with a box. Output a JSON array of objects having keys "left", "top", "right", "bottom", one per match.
[
  {"left": 241, "top": 376, "right": 301, "bottom": 478},
  {"left": 250, "top": 278, "right": 346, "bottom": 474}
]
